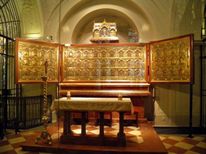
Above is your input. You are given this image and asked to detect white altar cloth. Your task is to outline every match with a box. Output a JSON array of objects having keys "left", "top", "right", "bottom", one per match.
[{"left": 51, "top": 97, "right": 133, "bottom": 113}]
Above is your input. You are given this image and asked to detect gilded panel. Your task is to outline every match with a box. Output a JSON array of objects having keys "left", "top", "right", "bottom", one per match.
[
  {"left": 62, "top": 45, "right": 147, "bottom": 82},
  {"left": 17, "top": 40, "right": 59, "bottom": 82},
  {"left": 150, "top": 36, "right": 191, "bottom": 82}
]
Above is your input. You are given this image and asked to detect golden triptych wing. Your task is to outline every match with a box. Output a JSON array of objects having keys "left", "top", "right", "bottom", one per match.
[{"left": 15, "top": 34, "right": 193, "bottom": 84}]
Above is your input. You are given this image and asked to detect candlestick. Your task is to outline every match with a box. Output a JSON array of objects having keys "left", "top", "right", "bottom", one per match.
[{"left": 35, "top": 60, "right": 52, "bottom": 145}]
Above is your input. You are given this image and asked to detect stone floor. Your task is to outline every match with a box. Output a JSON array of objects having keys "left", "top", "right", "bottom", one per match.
[{"left": 0, "top": 123, "right": 205, "bottom": 154}]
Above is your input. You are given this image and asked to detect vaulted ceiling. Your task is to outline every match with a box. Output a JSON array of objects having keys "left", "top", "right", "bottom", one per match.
[{"left": 17, "top": 0, "right": 202, "bottom": 43}]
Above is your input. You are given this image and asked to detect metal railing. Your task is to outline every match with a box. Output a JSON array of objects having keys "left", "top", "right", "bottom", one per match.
[
  {"left": 5, "top": 95, "right": 52, "bottom": 129},
  {"left": 200, "top": 42, "right": 206, "bottom": 128}
]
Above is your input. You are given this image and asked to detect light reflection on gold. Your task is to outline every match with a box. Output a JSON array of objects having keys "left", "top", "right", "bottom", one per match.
[
  {"left": 62, "top": 45, "right": 147, "bottom": 82},
  {"left": 150, "top": 36, "right": 191, "bottom": 82},
  {"left": 16, "top": 35, "right": 192, "bottom": 83},
  {"left": 17, "top": 41, "right": 59, "bottom": 82}
]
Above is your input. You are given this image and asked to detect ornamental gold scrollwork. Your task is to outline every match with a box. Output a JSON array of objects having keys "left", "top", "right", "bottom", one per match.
[
  {"left": 150, "top": 37, "right": 191, "bottom": 82},
  {"left": 17, "top": 41, "right": 59, "bottom": 82},
  {"left": 63, "top": 46, "right": 147, "bottom": 82}
]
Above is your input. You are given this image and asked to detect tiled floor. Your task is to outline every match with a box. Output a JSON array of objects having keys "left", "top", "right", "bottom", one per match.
[
  {"left": 0, "top": 123, "right": 206, "bottom": 154},
  {"left": 159, "top": 134, "right": 206, "bottom": 154}
]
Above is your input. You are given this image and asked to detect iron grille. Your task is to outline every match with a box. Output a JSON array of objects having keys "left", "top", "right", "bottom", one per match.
[{"left": 0, "top": 0, "right": 20, "bottom": 139}]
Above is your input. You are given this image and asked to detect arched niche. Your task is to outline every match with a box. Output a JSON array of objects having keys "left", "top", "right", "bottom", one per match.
[
  {"left": 58, "top": 1, "right": 153, "bottom": 44},
  {"left": 71, "top": 9, "right": 138, "bottom": 44}
]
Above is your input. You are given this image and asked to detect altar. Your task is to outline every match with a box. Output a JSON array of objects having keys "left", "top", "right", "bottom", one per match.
[
  {"left": 52, "top": 97, "right": 133, "bottom": 146},
  {"left": 16, "top": 33, "right": 192, "bottom": 153}
]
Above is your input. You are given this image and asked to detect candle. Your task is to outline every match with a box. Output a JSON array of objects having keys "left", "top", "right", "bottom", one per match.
[
  {"left": 67, "top": 91, "right": 71, "bottom": 100},
  {"left": 118, "top": 94, "right": 122, "bottom": 100}
]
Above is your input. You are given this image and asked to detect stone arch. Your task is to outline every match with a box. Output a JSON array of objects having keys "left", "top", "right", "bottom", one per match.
[{"left": 57, "top": 2, "right": 153, "bottom": 43}]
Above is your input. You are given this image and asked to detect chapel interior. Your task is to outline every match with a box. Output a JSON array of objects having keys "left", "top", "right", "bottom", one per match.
[{"left": 0, "top": 0, "right": 206, "bottom": 154}]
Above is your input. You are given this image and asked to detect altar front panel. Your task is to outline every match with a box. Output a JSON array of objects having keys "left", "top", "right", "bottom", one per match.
[
  {"left": 62, "top": 44, "right": 147, "bottom": 82},
  {"left": 149, "top": 35, "right": 193, "bottom": 83},
  {"left": 16, "top": 39, "right": 59, "bottom": 83}
]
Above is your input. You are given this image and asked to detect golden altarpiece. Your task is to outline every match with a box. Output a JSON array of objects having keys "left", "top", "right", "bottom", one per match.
[
  {"left": 15, "top": 34, "right": 193, "bottom": 146},
  {"left": 16, "top": 35, "right": 192, "bottom": 84}
]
